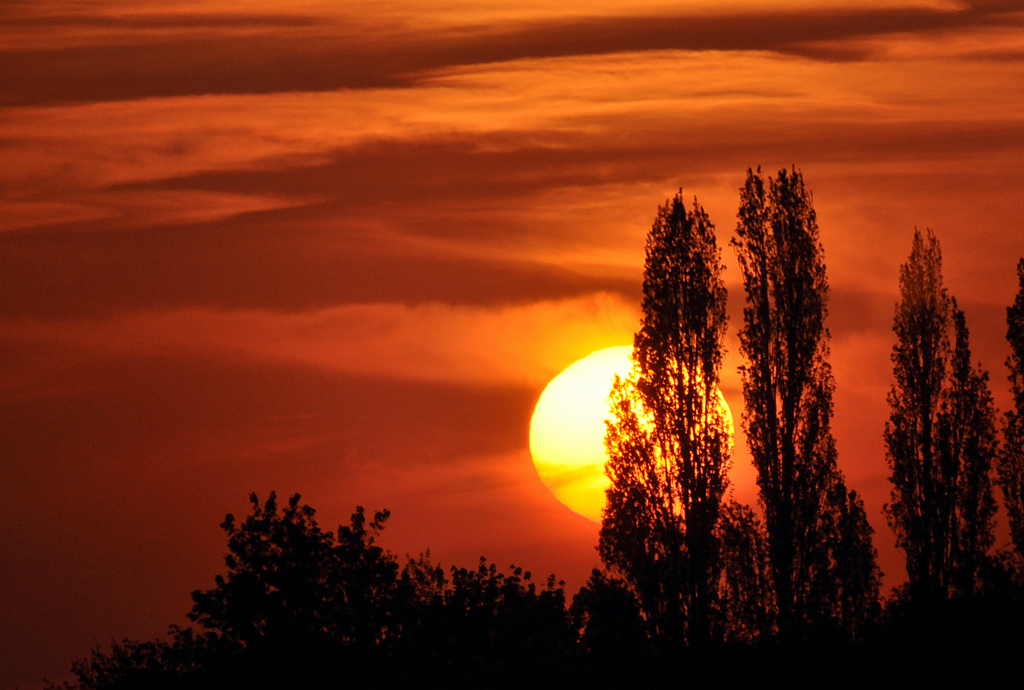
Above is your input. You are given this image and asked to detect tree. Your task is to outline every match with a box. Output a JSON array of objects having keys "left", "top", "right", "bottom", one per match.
[
  {"left": 56, "top": 494, "right": 406, "bottom": 689},
  {"left": 600, "top": 191, "right": 732, "bottom": 646},
  {"left": 942, "top": 306, "right": 998, "bottom": 595},
  {"left": 714, "top": 501, "right": 775, "bottom": 643},
  {"left": 59, "top": 627, "right": 222, "bottom": 690},
  {"left": 1000, "top": 258, "right": 1024, "bottom": 562},
  {"left": 57, "top": 495, "right": 578, "bottom": 688},
  {"left": 884, "top": 229, "right": 950, "bottom": 602},
  {"left": 820, "top": 488, "right": 882, "bottom": 640},
  {"left": 188, "top": 492, "right": 399, "bottom": 655},
  {"left": 732, "top": 167, "right": 878, "bottom": 640},
  {"left": 427, "top": 560, "right": 574, "bottom": 682},
  {"left": 570, "top": 569, "right": 648, "bottom": 662},
  {"left": 885, "top": 229, "right": 998, "bottom": 602}
]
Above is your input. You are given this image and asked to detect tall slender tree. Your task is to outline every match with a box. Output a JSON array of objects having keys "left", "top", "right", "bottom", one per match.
[
  {"left": 885, "top": 229, "right": 998, "bottom": 601},
  {"left": 732, "top": 167, "right": 878, "bottom": 640},
  {"left": 601, "top": 191, "right": 731, "bottom": 646},
  {"left": 943, "top": 305, "right": 998, "bottom": 595},
  {"left": 884, "top": 229, "right": 951, "bottom": 601},
  {"left": 999, "top": 259, "right": 1024, "bottom": 561}
]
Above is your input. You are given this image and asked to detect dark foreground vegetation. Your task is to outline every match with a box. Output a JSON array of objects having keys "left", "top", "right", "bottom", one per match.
[
  {"left": 51, "top": 492, "right": 1024, "bottom": 689},
  {"left": 51, "top": 168, "right": 1024, "bottom": 686}
]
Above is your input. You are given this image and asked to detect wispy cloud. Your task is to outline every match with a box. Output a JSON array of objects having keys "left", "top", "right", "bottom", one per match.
[
  {"left": 2, "top": 1, "right": 1018, "bottom": 105},
  {"left": 0, "top": 293, "right": 638, "bottom": 388}
]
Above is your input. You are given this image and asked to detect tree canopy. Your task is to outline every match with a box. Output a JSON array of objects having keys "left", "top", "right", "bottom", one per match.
[
  {"left": 58, "top": 494, "right": 579, "bottom": 689},
  {"left": 600, "top": 191, "right": 732, "bottom": 645},
  {"left": 733, "top": 167, "right": 879, "bottom": 640},
  {"left": 885, "top": 228, "right": 998, "bottom": 602}
]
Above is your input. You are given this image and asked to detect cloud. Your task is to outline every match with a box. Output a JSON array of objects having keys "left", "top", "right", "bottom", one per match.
[
  {"left": 2, "top": 1, "right": 1019, "bottom": 105},
  {"left": 0, "top": 293, "right": 639, "bottom": 388},
  {"left": 6, "top": 36, "right": 1021, "bottom": 216}
]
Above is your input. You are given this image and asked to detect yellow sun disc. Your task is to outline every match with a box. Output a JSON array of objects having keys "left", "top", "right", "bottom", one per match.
[
  {"left": 529, "top": 346, "right": 633, "bottom": 522},
  {"left": 529, "top": 346, "right": 734, "bottom": 523}
]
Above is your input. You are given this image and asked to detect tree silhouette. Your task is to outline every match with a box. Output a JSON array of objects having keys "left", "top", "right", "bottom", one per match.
[
  {"left": 819, "top": 487, "right": 882, "bottom": 639},
  {"left": 885, "top": 229, "right": 998, "bottom": 602},
  {"left": 600, "top": 191, "right": 732, "bottom": 645},
  {"left": 188, "top": 492, "right": 399, "bottom": 655},
  {"left": 570, "top": 569, "right": 648, "bottom": 661},
  {"left": 60, "top": 627, "right": 222, "bottom": 690},
  {"left": 714, "top": 501, "right": 775, "bottom": 643},
  {"left": 942, "top": 306, "right": 998, "bottom": 595},
  {"left": 56, "top": 494, "right": 404, "bottom": 688},
  {"left": 422, "top": 560, "right": 574, "bottom": 684},
  {"left": 885, "top": 229, "right": 950, "bottom": 601},
  {"left": 1000, "top": 258, "right": 1024, "bottom": 562},
  {"left": 55, "top": 494, "right": 579, "bottom": 689},
  {"left": 732, "top": 167, "right": 879, "bottom": 640}
]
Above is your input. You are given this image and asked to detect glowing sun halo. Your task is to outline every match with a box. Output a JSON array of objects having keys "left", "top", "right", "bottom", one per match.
[{"left": 529, "top": 346, "right": 734, "bottom": 523}]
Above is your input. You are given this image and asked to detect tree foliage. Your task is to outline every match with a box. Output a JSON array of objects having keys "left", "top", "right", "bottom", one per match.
[
  {"left": 732, "top": 167, "right": 880, "bottom": 640},
  {"left": 885, "top": 229, "right": 950, "bottom": 600},
  {"left": 570, "top": 569, "right": 648, "bottom": 661},
  {"left": 61, "top": 628, "right": 222, "bottom": 690},
  {"left": 714, "top": 501, "right": 775, "bottom": 643},
  {"left": 600, "top": 191, "right": 732, "bottom": 645},
  {"left": 188, "top": 492, "right": 398, "bottom": 653},
  {"left": 820, "top": 488, "right": 883, "bottom": 639},
  {"left": 1000, "top": 258, "right": 1024, "bottom": 561},
  {"left": 884, "top": 229, "right": 998, "bottom": 602},
  {"left": 58, "top": 494, "right": 577, "bottom": 689},
  {"left": 943, "top": 307, "right": 999, "bottom": 594}
]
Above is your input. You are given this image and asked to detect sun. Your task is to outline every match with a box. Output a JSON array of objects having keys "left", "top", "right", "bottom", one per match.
[
  {"left": 529, "top": 346, "right": 734, "bottom": 523},
  {"left": 529, "top": 346, "right": 632, "bottom": 522}
]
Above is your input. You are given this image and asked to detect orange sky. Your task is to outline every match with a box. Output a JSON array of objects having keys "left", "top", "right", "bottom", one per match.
[{"left": 3, "top": 1, "right": 1024, "bottom": 686}]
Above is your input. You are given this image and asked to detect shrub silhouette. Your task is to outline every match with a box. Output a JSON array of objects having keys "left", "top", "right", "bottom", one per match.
[{"left": 55, "top": 493, "right": 578, "bottom": 689}]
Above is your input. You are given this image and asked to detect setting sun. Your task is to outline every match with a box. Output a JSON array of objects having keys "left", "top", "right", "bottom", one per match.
[
  {"left": 529, "top": 346, "right": 633, "bottom": 522},
  {"left": 530, "top": 346, "right": 737, "bottom": 522}
]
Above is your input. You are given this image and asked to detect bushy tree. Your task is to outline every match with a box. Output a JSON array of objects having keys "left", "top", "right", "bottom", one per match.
[
  {"left": 570, "top": 569, "right": 648, "bottom": 660},
  {"left": 430, "top": 560, "right": 574, "bottom": 681},
  {"left": 56, "top": 494, "right": 403, "bottom": 688},
  {"left": 188, "top": 492, "right": 399, "bottom": 653},
  {"left": 56, "top": 494, "right": 578, "bottom": 689},
  {"left": 732, "top": 167, "right": 879, "bottom": 640},
  {"left": 885, "top": 229, "right": 998, "bottom": 602},
  {"left": 822, "top": 489, "right": 882, "bottom": 640},
  {"left": 600, "top": 191, "right": 732, "bottom": 645}
]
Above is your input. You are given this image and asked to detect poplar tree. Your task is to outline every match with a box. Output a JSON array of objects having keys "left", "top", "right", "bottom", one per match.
[
  {"left": 732, "top": 167, "right": 878, "bottom": 640},
  {"left": 999, "top": 259, "right": 1024, "bottom": 560},
  {"left": 884, "top": 229, "right": 998, "bottom": 601},
  {"left": 942, "top": 306, "right": 998, "bottom": 595},
  {"left": 885, "top": 229, "right": 950, "bottom": 601},
  {"left": 601, "top": 191, "right": 731, "bottom": 646}
]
